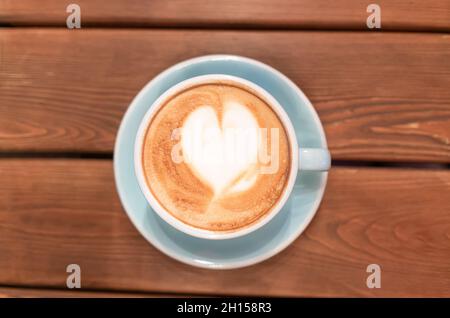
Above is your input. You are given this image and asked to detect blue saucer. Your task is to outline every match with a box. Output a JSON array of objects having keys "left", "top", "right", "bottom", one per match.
[{"left": 114, "top": 55, "right": 328, "bottom": 269}]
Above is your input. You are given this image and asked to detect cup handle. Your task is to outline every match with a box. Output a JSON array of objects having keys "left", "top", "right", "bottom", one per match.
[{"left": 298, "top": 148, "right": 331, "bottom": 171}]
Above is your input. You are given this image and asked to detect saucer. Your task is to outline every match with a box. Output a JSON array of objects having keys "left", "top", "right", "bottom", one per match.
[{"left": 114, "top": 55, "right": 328, "bottom": 269}]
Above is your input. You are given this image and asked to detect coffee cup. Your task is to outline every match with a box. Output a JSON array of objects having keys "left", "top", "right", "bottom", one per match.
[{"left": 134, "top": 74, "right": 330, "bottom": 240}]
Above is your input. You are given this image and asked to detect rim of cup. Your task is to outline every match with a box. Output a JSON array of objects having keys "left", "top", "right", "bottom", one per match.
[{"left": 134, "top": 74, "right": 299, "bottom": 240}]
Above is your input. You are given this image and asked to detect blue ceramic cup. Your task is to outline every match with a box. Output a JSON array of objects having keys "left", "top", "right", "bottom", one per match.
[{"left": 133, "top": 74, "right": 330, "bottom": 240}]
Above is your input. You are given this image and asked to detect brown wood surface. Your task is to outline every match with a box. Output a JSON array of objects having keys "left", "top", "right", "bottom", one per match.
[
  {"left": 0, "top": 0, "right": 450, "bottom": 31},
  {"left": 0, "top": 159, "right": 449, "bottom": 297},
  {"left": 1, "top": 2, "right": 450, "bottom": 299},
  {"left": 0, "top": 286, "right": 175, "bottom": 298},
  {"left": 1, "top": 29, "right": 449, "bottom": 162}
]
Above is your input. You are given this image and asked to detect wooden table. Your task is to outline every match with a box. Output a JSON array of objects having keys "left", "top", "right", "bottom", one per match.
[{"left": 1, "top": 1, "right": 449, "bottom": 298}]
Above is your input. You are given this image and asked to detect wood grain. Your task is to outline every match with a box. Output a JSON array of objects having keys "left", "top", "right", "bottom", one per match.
[
  {"left": 1, "top": 29, "right": 450, "bottom": 162},
  {"left": 0, "top": 0, "right": 449, "bottom": 31},
  {"left": 0, "top": 159, "right": 449, "bottom": 297},
  {"left": 0, "top": 286, "right": 175, "bottom": 298}
]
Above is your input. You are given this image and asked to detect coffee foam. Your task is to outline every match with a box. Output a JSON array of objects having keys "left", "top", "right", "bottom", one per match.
[
  {"left": 142, "top": 82, "right": 290, "bottom": 232},
  {"left": 181, "top": 101, "right": 260, "bottom": 195}
]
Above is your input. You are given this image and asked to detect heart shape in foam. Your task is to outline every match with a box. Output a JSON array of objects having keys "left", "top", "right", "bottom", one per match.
[{"left": 181, "top": 101, "right": 260, "bottom": 195}]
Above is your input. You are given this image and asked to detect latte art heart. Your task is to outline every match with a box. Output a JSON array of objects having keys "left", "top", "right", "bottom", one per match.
[
  {"left": 181, "top": 102, "right": 260, "bottom": 195},
  {"left": 142, "top": 82, "right": 290, "bottom": 232}
]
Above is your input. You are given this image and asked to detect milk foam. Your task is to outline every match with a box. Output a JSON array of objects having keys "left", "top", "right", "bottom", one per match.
[
  {"left": 181, "top": 100, "right": 260, "bottom": 195},
  {"left": 142, "top": 83, "right": 290, "bottom": 232}
]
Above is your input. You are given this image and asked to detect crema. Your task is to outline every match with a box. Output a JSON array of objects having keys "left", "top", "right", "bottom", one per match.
[{"left": 141, "top": 82, "right": 291, "bottom": 232}]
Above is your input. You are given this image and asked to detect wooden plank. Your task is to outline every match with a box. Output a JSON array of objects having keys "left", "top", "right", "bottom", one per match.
[
  {"left": 1, "top": 29, "right": 450, "bottom": 162},
  {"left": 0, "top": 286, "right": 173, "bottom": 298},
  {"left": 0, "top": 0, "right": 449, "bottom": 31},
  {"left": 0, "top": 159, "right": 449, "bottom": 297}
]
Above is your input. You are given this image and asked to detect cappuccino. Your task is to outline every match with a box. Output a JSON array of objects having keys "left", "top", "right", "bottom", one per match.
[{"left": 141, "top": 81, "right": 291, "bottom": 232}]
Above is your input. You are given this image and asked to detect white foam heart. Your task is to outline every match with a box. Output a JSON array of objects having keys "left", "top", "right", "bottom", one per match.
[{"left": 181, "top": 101, "right": 260, "bottom": 195}]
